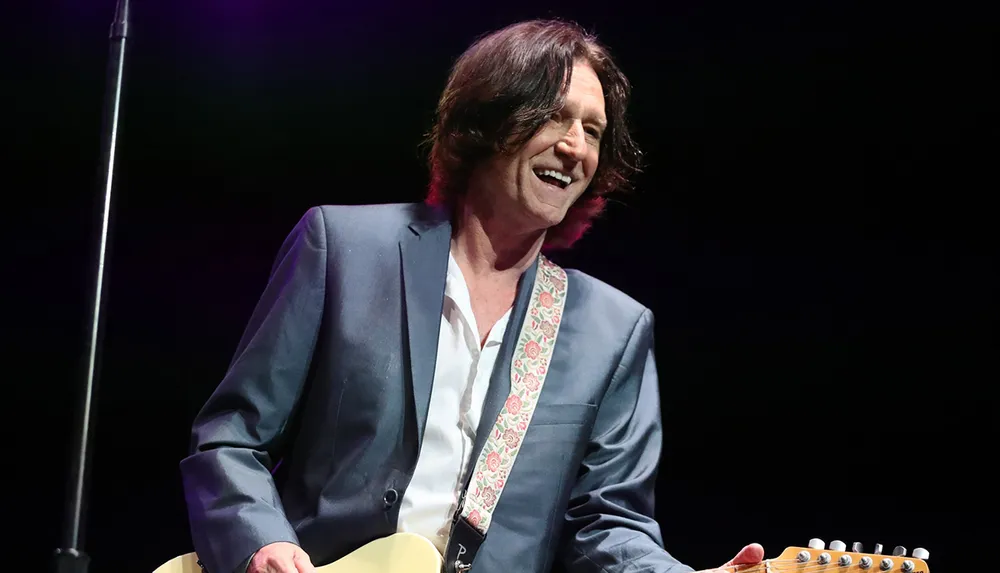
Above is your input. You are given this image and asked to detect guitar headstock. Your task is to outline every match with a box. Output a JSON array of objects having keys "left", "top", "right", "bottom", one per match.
[{"left": 775, "top": 539, "right": 930, "bottom": 572}]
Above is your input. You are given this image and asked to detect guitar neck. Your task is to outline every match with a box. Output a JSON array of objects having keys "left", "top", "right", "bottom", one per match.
[{"left": 694, "top": 542, "right": 931, "bottom": 573}]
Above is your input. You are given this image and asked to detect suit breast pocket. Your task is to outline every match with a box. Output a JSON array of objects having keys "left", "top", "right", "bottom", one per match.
[
  {"left": 524, "top": 403, "right": 597, "bottom": 443},
  {"left": 497, "top": 403, "right": 597, "bottom": 530}
]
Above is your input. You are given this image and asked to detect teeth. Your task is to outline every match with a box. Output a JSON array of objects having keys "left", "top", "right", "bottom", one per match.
[{"left": 535, "top": 169, "right": 572, "bottom": 186}]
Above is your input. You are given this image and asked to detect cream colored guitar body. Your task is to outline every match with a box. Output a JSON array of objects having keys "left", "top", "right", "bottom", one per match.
[{"left": 151, "top": 532, "right": 444, "bottom": 573}]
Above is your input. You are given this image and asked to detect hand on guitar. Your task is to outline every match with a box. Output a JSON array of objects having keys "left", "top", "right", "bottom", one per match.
[
  {"left": 248, "top": 542, "right": 316, "bottom": 573},
  {"left": 711, "top": 542, "right": 765, "bottom": 572}
]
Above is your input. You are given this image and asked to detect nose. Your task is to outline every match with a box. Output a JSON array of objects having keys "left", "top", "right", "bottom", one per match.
[{"left": 555, "top": 121, "right": 587, "bottom": 161}]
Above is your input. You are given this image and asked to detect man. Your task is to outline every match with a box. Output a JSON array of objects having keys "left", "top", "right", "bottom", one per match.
[{"left": 179, "top": 18, "right": 764, "bottom": 573}]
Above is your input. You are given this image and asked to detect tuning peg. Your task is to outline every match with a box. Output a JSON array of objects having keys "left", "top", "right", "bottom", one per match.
[
  {"left": 852, "top": 542, "right": 864, "bottom": 553},
  {"left": 829, "top": 540, "right": 846, "bottom": 551},
  {"left": 808, "top": 538, "right": 825, "bottom": 549},
  {"left": 873, "top": 543, "right": 883, "bottom": 555},
  {"left": 902, "top": 560, "right": 916, "bottom": 572},
  {"left": 892, "top": 546, "right": 907, "bottom": 556},
  {"left": 912, "top": 548, "right": 929, "bottom": 559}
]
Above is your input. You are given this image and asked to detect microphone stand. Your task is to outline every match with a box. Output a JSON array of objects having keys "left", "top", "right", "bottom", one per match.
[{"left": 54, "top": 1, "right": 129, "bottom": 572}]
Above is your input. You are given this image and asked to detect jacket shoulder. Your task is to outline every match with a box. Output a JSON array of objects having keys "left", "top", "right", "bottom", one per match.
[
  {"left": 294, "top": 202, "right": 436, "bottom": 248},
  {"left": 564, "top": 267, "right": 652, "bottom": 326},
  {"left": 316, "top": 202, "right": 426, "bottom": 232}
]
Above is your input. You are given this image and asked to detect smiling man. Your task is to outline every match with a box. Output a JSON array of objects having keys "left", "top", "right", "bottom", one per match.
[{"left": 179, "top": 18, "right": 763, "bottom": 573}]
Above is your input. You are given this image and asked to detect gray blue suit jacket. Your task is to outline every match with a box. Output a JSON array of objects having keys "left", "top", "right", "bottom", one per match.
[{"left": 179, "top": 202, "right": 694, "bottom": 573}]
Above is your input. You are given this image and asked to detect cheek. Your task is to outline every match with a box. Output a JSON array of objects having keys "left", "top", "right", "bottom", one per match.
[
  {"left": 585, "top": 148, "right": 600, "bottom": 179},
  {"left": 527, "top": 125, "right": 563, "bottom": 154},
  {"left": 489, "top": 155, "right": 518, "bottom": 184}
]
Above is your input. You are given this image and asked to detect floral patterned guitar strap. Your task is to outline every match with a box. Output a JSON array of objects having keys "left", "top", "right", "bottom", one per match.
[{"left": 443, "top": 254, "right": 568, "bottom": 573}]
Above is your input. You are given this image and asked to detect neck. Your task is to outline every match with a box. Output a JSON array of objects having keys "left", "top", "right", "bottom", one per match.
[{"left": 450, "top": 197, "right": 545, "bottom": 282}]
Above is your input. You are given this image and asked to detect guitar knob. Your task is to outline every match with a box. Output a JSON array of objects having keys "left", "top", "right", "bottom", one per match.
[
  {"left": 859, "top": 556, "right": 873, "bottom": 569},
  {"left": 912, "top": 548, "right": 930, "bottom": 560},
  {"left": 818, "top": 553, "right": 832, "bottom": 565},
  {"left": 808, "top": 538, "right": 826, "bottom": 549},
  {"left": 893, "top": 546, "right": 907, "bottom": 556},
  {"left": 902, "top": 560, "right": 915, "bottom": 572},
  {"left": 873, "top": 543, "right": 883, "bottom": 555},
  {"left": 796, "top": 551, "right": 811, "bottom": 563},
  {"left": 830, "top": 540, "right": 847, "bottom": 551},
  {"left": 839, "top": 555, "right": 853, "bottom": 567},
  {"left": 852, "top": 542, "right": 864, "bottom": 553},
  {"left": 880, "top": 558, "right": 894, "bottom": 571}
]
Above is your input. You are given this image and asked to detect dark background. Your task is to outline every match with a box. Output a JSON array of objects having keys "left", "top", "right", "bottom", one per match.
[{"left": 5, "top": 0, "right": 995, "bottom": 571}]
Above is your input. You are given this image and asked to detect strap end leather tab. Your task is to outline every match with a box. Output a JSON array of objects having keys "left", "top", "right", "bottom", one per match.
[{"left": 444, "top": 517, "right": 485, "bottom": 573}]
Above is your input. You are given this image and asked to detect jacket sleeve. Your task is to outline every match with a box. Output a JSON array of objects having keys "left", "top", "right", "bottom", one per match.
[
  {"left": 558, "top": 309, "right": 695, "bottom": 573},
  {"left": 179, "top": 206, "right": 328, "bottom": 573}
]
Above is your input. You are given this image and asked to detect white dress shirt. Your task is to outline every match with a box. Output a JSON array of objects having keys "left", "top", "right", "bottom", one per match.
[{"left": 396, "top": 252, "right": 512, "bottom": 556}]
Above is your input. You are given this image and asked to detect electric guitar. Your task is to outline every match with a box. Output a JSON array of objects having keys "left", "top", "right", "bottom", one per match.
[
  {"left": 150, "top": 536, "right": 930, "bottom": 573},
  {"left": 151, "top": 532, "right": 441, "bottom": 573}
]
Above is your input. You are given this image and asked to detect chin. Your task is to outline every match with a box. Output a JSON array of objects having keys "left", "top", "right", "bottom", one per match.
[{"left": 528, "top": 204, "right": 570, "bottom": 232}]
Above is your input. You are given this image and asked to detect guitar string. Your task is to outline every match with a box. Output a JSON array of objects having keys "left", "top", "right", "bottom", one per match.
[
  {"left": 783, "top": 556, "right": 918, "bottom": 572},
  {"left": 713, "top": 561, "right": 808, "bottom": 573},
  {"left": 743, "top": 561, "right": 895, "bottom": 573},
  {"left": 693, "top": 558, "right": 799, "bottom": 573},
  {"left": 709, "top": 555, "right": 921, "bottom": 573}
]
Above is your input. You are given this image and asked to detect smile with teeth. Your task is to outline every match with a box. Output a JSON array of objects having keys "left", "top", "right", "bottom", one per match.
[{"left": 534, "top": 168, "right": 572, "bottom": 189}]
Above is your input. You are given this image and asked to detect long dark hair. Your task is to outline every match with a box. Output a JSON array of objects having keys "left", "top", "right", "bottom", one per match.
[{"left": 426, "top": 19, "right": 641, "bottom": 249}]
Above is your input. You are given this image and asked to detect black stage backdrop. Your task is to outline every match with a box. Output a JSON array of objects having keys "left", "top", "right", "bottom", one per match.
[{"left": 5, "top": 0, "right": 995, "bottom": 571}]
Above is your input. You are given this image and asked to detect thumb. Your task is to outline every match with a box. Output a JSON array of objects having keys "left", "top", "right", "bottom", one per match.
[
  {"left": 292, "top": 549, "right": 316, "bottom": 573},
  {"left": 722, "top": 543, "right": 765, "bottom": 568}
]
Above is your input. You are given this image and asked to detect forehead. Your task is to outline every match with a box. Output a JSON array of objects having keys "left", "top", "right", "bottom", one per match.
[{"left": 564, "top": 61, "right": 607, "bottom": 125}]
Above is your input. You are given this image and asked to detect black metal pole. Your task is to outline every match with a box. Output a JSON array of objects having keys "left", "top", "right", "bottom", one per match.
[{"left": 54, "top": 1, "right": 129, "bottom": 572}]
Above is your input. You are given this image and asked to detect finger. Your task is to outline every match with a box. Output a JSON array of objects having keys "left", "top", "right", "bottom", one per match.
[
  {"left": 266, "top": 557, "right": 297, "bottom": 573},
  {"left": 293, "top": 550, "right": 316, "bottom": 573},
  {"left": 255, "top": 557, "right": 285, "bottom": 573},
  {"left": 723, "top": 543, "right": 765, "bottom": 567}
]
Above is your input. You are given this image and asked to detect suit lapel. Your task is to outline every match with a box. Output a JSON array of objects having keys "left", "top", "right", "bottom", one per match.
[
  {"left": 468, "top": 256, "right": 540, "bottom": 471},
  {"left": 399, "top": 210, "right": 452, "bottom": 453}
]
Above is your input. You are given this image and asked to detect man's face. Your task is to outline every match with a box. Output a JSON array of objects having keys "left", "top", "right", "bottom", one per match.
[{"left": 470, "top": 60, "right": 606, "bottom": 233}]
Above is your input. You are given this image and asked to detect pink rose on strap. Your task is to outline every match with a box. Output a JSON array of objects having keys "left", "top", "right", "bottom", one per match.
[
  {"left": 486, "top": 451, "right": 501, "bottom": 472},
  {"left": 468, "top": 510, "right": 481, "bottom": 527},
  {"left": 525, "top": 341, "right": 541, "bottom": 359},
  {"left": 524, "top": 373, "right": 539, "bottom": 391},
  {"left": 505, "top": 395, "right": 522, "bottom": 416},
  {"left": 539, "top": 291, "right": 554, "bottom": 308}
]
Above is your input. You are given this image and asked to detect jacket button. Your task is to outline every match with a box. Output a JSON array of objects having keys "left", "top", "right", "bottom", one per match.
[{"left": 383, "top": 488, "right": 399, "bottom": 508}]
